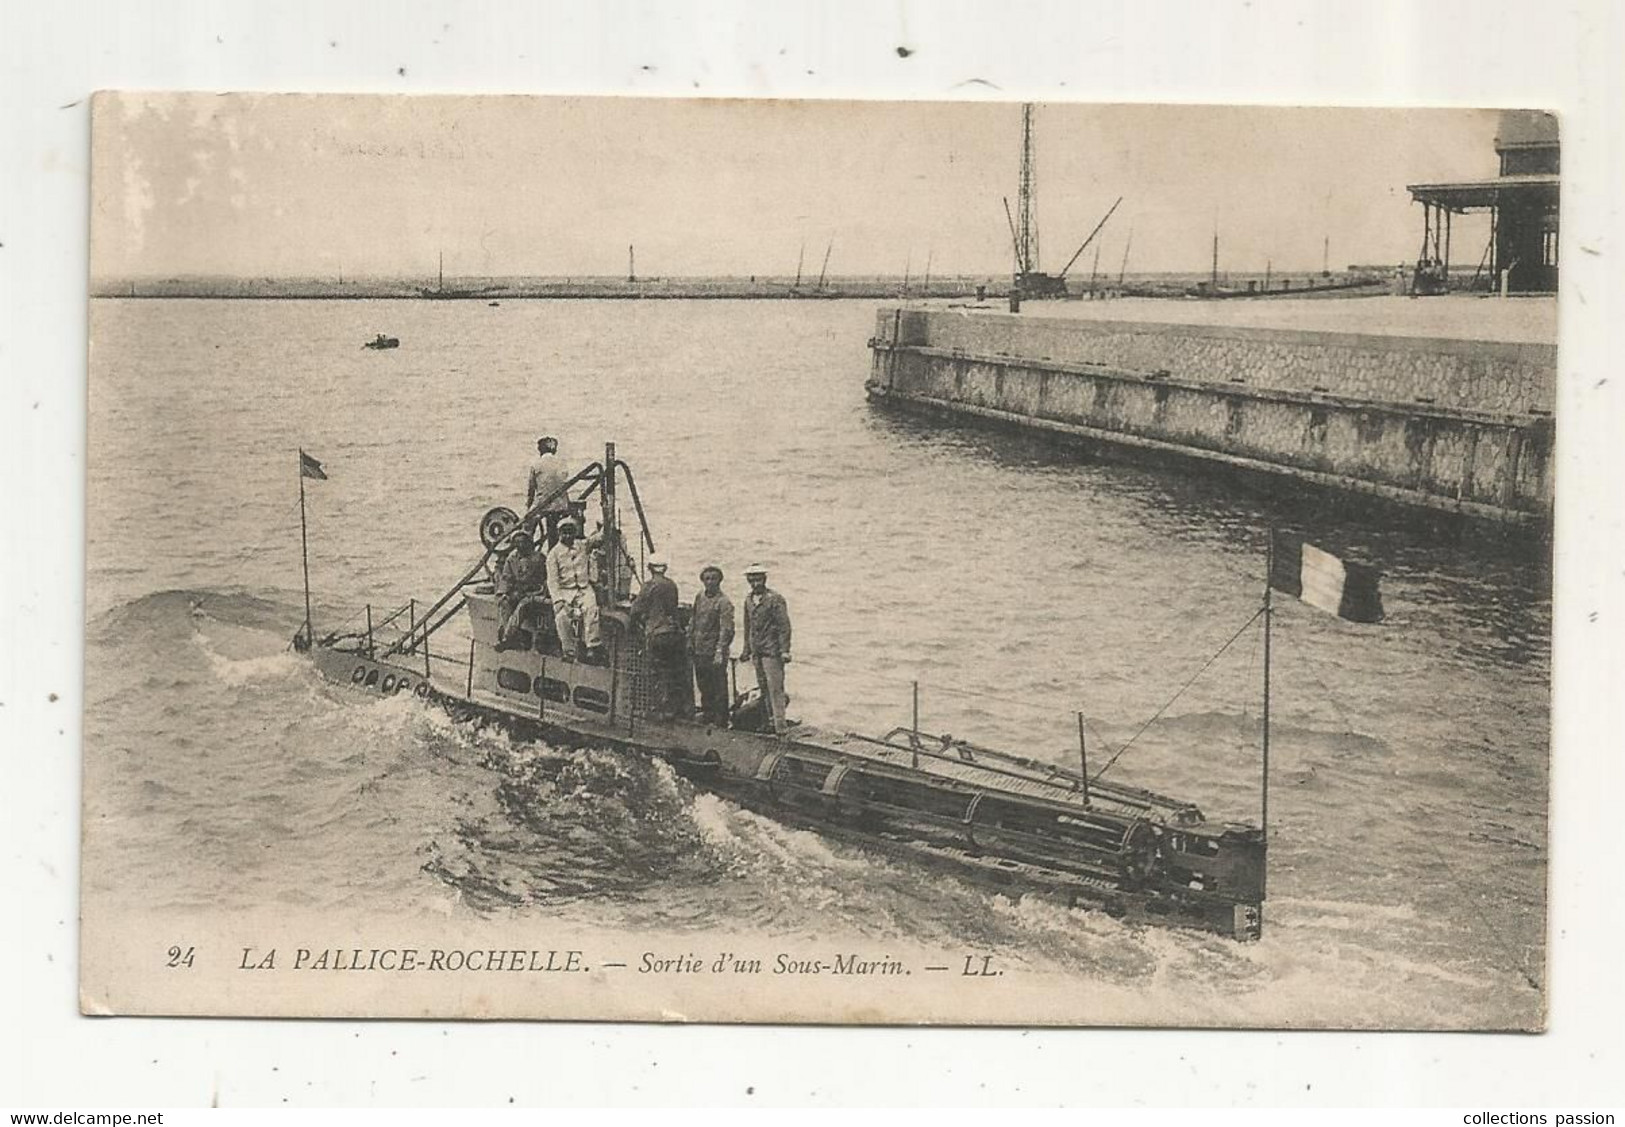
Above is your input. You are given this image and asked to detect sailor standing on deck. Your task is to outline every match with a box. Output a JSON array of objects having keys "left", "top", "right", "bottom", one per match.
[
  {"left": 689, "top": 566, "right": 735, "bottom": 727},
  {"left": 545, "top": 518, "right": 603, "bottom": 660},
  {"left": 629, "top": 554, "right": 685, "bottom": 719},
  {"left": 525, "top": 436, "right": 570, "bottom": 546},
  {"left": 739, "top": 564, "right": 791, "bottom": 737}
]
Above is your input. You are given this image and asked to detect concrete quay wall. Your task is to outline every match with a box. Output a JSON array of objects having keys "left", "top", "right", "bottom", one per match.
[
  {"left": 896, "top": 309, "right": 1555, "bottom": 415},
  {"left": 867, "top": 308, "right": 1555, "bottom": 523}
]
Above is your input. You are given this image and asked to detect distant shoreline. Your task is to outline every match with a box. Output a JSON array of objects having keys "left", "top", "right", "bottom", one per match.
[
  {"left": 92, "top": 289, "right": 929, "bottom": 301},
  {"left": 90, "top": 272, "right": 1389, "bottom": 302}
]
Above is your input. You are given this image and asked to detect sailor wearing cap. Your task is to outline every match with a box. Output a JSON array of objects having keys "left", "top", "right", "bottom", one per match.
[
  {"left": 629, "top": 552, "right": 687, "bottom": 719},
  {"left": 494, "top": 528, "right": 550, "bottom": 651},
  {"left": 526, "top": 436, "right": 570, "bottom": 546},
  {"left": 739, "top": 563, "right": 792, "bottom": 737},
  {"left": 545, "top": 517, "right": 603, "bottom": 660},
  {"left": 689, "top": 566, "right": 735, "bottom": 726}
]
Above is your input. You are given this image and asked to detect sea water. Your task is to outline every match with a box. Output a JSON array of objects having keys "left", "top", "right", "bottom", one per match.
[{"left": 83, "top": 297, "right": 1549, "bottom": 1028}]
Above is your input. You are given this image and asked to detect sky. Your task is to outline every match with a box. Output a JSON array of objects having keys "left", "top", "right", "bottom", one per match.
[{"left": 90, "top": 93, "right": 1508, "bottom": 280}]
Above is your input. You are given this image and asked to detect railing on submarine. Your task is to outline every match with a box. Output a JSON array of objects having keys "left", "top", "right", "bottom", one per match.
[
  {"left": 752, "top": 733, "right": 1166, "bottom": 887},
  {"left": 329, "top": 454, "right": 658, "bottom": 663},
  {"left": 862, "top": 728, "right": 1204, "bottom": 824},
  {"left": 754, "top": 722, "right": 1264, "bottom": 905}
]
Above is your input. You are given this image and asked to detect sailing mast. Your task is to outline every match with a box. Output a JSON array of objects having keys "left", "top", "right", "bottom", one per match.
[
  {"left": 817, "top": 240, "right": 833, "bottom": 292},
  {"left": 794, "top": 242, "right": 805, "bottom": 289}
]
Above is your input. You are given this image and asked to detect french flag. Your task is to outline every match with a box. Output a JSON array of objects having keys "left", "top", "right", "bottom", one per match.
[{"left": 1269, "top": 531, "right": 1383, "bottom": 623}]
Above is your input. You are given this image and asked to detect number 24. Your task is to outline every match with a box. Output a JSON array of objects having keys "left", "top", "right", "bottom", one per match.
[{"left": 166, "top": 945, "right": 196, "bottom": 968}]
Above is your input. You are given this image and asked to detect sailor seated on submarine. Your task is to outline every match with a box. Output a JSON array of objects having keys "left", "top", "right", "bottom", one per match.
[
  {"left": 545, "top": 517, "right": 605, "bottom": 662},
  {"left": 493, "top": 528, "right": 551, "bottom": 652}
]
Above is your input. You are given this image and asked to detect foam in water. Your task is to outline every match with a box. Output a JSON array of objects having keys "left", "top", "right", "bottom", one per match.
[
  {"left": 690, "top": 793, "right": 852, "bottom": 873},
  {"left": 189, "top": 626, "right": 303, "bottom": 687}
]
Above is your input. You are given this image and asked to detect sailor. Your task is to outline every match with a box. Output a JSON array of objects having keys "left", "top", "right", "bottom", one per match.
[
  {"left": 494, "top": 529, "right": 549, "bottom": 652},
  {"left": 628, "top": 553, "right": 685, "bottom": 719},
  {"left": 526, "top": 436, "right": 570, "bottom": 546},
  {"left": 689, "top": 566, "right": 735, "bottom": 726},
  {"left": 545, "top": 517, "right": 603, "bottom": 661},
  {"left": 739, "top": 564, "right": 791, "bottom": 738}
]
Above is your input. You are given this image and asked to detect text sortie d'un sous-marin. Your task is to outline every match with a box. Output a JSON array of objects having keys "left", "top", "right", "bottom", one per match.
[{"left": 229, "top": 946, "right": 1004, "bottom": 977}]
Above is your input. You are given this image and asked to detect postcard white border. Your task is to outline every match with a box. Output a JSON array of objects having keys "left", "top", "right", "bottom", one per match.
[{"left": 4, "top": 0, "right": 1622, "bottom": 1107}]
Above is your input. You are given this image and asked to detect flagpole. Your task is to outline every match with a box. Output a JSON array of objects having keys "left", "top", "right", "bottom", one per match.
[
  {"left": 1262, "top": 530, "right": 1273, "bottom": 855},
  {"left": 299, "top": 449, "right": 313, "bottom": 647}
]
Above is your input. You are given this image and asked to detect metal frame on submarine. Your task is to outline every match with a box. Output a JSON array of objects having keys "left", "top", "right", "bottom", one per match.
[{"left": 294, "top": 443, "right": 1270, "bottom": 941}]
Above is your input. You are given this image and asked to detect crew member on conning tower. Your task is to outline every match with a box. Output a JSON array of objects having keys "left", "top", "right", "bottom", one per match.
[
  {"left": 494, "top": 528, "right": 549, "bottom": 652},
  {"left": 526, "top": 436, "right": 570, "bottom": 546},
  {"left": 546, "top": 517, "right": 603, "bottom": 661}
]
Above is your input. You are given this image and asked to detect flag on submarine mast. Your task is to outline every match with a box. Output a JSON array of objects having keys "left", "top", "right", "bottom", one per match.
[
  {"left": 1268, "top": 530, "right": 1383, "bottom": 623},
  {"left": 296, "top": 449, "right": 327, "bottom": 649}
]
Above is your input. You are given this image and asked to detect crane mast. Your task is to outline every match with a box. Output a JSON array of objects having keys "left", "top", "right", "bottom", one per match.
[
  {"left": 1017, "top": 104, "right": 1038, "bottom": 276},
  {"left": 1010, "top": 104, "right": 1070, "bottom": 300}
]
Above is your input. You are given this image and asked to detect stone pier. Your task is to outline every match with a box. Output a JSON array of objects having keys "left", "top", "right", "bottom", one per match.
[{"left": 866, "top": 306, "right": 1555, "bottom": 525}]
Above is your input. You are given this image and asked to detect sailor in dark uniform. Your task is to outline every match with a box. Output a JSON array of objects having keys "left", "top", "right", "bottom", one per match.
[
  {"left": 689, "top": 566, "right": 735, "bottom": 726},
  {"left": 740, "top": 563, "right": 792, "bottom": 737},
  {"left": 494, "top": 528, "right": 550, "bottom": 651},
  {"left": 629, "top": 553, "right": 686, "bottom": 719}
]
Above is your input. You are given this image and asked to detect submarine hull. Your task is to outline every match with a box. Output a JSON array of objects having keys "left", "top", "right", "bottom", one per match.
[{"left": 307, "top": 620, "right": 1265, "bottom": 943}]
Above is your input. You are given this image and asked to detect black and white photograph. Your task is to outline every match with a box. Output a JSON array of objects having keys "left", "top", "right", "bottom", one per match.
[{"left": 80, "top": 91, "right": 1556, "bottom": 1030}]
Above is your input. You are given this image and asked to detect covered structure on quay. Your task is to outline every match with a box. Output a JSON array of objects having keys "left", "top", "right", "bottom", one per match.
[{"left": 1407, "top": 110, "right": 1559, "bottom": 294}]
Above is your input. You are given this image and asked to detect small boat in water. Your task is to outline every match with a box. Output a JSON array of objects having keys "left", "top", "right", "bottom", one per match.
[
  {"left": 363, "top": 334, "right": 400, "bottom": 350},
  {"left": 294, "top": 443, "right": 1282, "bottom": 941}
]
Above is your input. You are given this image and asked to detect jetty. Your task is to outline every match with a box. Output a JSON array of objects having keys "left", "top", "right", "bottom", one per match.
[{"left": 867, "top": 296, "right": 1555, "bottom": 526}]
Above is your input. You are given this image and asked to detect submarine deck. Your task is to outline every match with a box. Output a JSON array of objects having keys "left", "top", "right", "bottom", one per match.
[{"left": 443, "top": 657, "right": 1201, "bottom": 825}]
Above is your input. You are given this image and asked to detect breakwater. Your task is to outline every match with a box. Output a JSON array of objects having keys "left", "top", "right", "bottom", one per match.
[
  {"left": 866, "top": 307, "right": 1555, "bottom": 525},
  {"left": 87, "top": 271, "right": 1383, "bottom": 303},
  {"left": 89, "top": 276, "right": 992, "bottom": 301}
]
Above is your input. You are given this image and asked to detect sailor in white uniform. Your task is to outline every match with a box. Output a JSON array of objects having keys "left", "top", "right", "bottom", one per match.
[{"left": 545, "top": 517, "right": 602, "bottom": 659}]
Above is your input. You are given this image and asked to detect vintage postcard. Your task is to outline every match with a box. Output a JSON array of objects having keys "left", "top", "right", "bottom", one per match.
[{"left": 83, "top": 92, "right": 1553, "bottom": 1027}]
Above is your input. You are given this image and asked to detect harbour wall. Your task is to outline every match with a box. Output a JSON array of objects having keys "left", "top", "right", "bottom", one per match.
[{"left": 866, "top": 308, "right": 1556, "bottom": 524}]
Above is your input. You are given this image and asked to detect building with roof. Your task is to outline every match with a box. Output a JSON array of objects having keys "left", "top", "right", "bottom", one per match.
[{"left": 1407, "top": 110, "right": 1559, "bottom": 294}]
